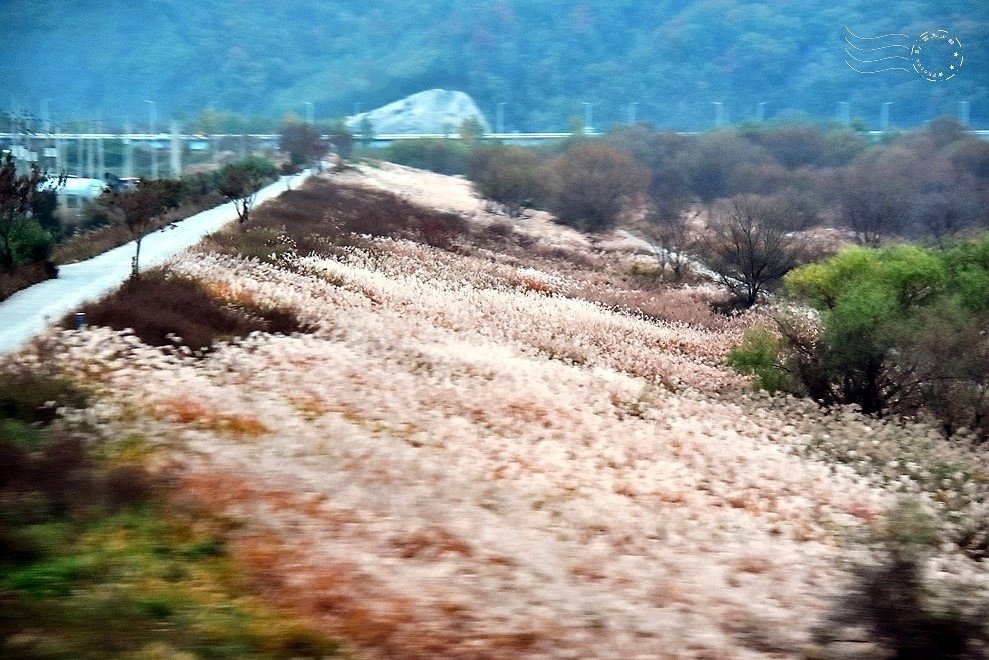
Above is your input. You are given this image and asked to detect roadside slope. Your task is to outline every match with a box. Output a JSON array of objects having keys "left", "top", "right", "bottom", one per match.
[{"left": 0, "top": 172, "right": 310, "bottom": 354}]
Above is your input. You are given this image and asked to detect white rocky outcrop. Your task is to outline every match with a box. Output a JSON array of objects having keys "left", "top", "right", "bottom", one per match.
[{"left": 346, "top": 89, "right": 490, "bottom": 135}]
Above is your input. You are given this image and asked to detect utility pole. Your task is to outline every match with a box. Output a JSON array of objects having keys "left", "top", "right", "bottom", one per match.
[
  {"left": 86, "top": 121, "right": 95, "bottom": 179},
  {"left": 123, "top": 122, "right": 134, "bottom": 178},
  {"left": 711, "top": 101, "right": 725, "bottom": 128},
  {"left": 145, "top": 100, "right": 158, "bottom": 179},
  {"left": 40, "top": 99, "right": 50, "bottom": 133},
  {"left": 303, "top": 101, "right": 314, "bottom": 126},
  {"left": 628, "top": 102, "right": 638, "bottom": 125},
  {"left": 76, "top": 131, "right": 84, "bottom": 177},
  {"left": 96, "top": 115, "right": 105, "bottom": 178},
  {"left": 170, "top": 120, "right": 181, "bottom": 177},
  {"left": 496, "top": 102, "right": 506, "bottom": 134},
  {"left": 580, "top": 101, "right": 593, "bottom": 133},
  {"left": 54, "top": 126, "right": 63, "bottom": 175},
  {"left": 958, "top": 100, "right": 971, "bottom": 126},
  {"left": 838, "top": 101, "right": 850, "bottom": 126},
  {"left": 756, "top": 101, "right": 767, "bottom": 123},
  {"left": 97, "top": 134, "right": 105, "bottom": 178},
  {"left": 40, "top": 99, "right": 54, "bottom": 172},
  {"left": 880, "top": 101, "right": 893, "bottom": 134}
]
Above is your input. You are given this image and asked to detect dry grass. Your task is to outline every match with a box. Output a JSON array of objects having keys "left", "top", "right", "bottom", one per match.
[
  {"left": 9, "top": 164, "right": 989, "bottom": 658},
  {"left": 153, "top": 397, "right": 270, "bottom": 439}
]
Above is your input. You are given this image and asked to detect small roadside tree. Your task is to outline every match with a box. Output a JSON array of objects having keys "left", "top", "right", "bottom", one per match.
[
  {"left": 0, "top": 153, "right": 49, "bottom": 271},
  {"left": 104, "top": 178, "right": 181, "bottom": 278},
  {"left": 327, "top": 120, "right": 354, "bottom": 160},
  {"left": 217, "top": 157, "right": 277, "bottom": 225},
  {"left": 278, "top": 122, "right": 325, "bottom": 167},
  {"left": 703, "top": 194, "right": 807, "bottom": 308}
]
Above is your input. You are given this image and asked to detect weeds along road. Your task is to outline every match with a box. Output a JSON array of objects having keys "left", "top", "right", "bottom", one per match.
[{"left": 0, "top": 171, "right": 311, "bottom": 355}]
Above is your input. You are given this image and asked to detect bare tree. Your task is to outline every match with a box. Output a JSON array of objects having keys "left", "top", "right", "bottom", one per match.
[
  {"left": 703, "top": 194, "right": 807, "bottom": 308},
  {"left": 104, "top": 179, "right": 180, "bottom": 278},
  {"left": 641, "top": 194, "right": 698, "bottom": 280},
  {"left": 908, "top": 157, "right": 980, "bottom": 243},
  {"left": 835, "top": 155, "right": 911, "bottom": 246}
]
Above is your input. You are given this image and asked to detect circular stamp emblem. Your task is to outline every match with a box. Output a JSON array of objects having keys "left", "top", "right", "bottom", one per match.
[{"left": 911, "top": 30, "right": 963, "bottom": 81}]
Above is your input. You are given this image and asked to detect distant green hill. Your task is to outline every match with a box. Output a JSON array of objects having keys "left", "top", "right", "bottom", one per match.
[{"left": 1, "top": 0, "right": 985, "bottom": 130}]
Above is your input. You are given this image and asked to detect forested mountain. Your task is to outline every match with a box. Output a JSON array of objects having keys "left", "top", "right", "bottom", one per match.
[{"left": 1, "top": 0, "right": 986, "bottom": 130}]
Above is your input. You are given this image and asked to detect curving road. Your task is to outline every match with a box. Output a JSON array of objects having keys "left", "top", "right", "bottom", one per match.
[{"left": 0, "top": 171, "right": 311, "bottom": 355}]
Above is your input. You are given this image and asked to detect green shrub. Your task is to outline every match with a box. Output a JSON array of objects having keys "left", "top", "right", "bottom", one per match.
[
  {"left": 726, "top": 328, "right": 793, "bottom": 393},
  {"left": 11, "top": 218, "right": 54, "bottom": 265},
  {"left": 9, "top": 555, "right": 96, "bottom": 597},
  {"left": 765, "top": 241, "right": 989, "bottom": 434}
]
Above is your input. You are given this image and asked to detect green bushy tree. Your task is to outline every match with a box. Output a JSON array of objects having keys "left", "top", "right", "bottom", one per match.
[
  {"left": 732, "top": 238, "right": 989, "bottom": 438},
  {"left": 0, "top": 153, "right": 52, "bottom": 271},
  {"left": 783, "top": 245, "right": 947, "bottom": 414}
]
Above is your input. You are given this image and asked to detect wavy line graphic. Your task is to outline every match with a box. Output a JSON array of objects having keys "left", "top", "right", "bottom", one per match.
[
  {"left": 844, "top": 49, "right": 910, "bottom": 64},
  {"left": 845, "top": 26, "right": 910, "bottom": 41},
  {"left": 844, "top": 37, "right": 909, "bottom": 51},
  {"left": 843, "top": 26, "right": 913, "bottom": 75},
  {"left": 844, "top": 60, "right": 911, "bottom": 74}
]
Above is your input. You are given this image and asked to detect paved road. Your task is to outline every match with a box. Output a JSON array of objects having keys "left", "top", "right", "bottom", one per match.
[{"left": 0, "top": 171, "right": 311, "bottom": 355}]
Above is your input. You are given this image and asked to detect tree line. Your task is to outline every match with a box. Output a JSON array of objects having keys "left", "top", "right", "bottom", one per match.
[{"left": 462, "top": 118, "right": 989, "bottom": 303}]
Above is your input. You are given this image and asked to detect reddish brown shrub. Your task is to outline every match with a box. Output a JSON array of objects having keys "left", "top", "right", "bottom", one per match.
[
  {"left": 31, "top": 431, "right": 93, "bottom": 515},
  {"left": 230, "top": 180, "right": 468, "bottom": 252},
  {"left": 0, "top": 261, "right": 56, "bottom": 302},
  {"left": 64, "top": 270, "right": 313, "bottom": 352},
  {"left": 103, "top": 463, "right": 157, "bottom": 510}
]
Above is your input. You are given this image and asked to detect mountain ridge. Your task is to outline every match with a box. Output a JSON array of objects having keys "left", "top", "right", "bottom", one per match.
[{"left": 1, "top": 1, "right": 985, "bottom": 130}]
